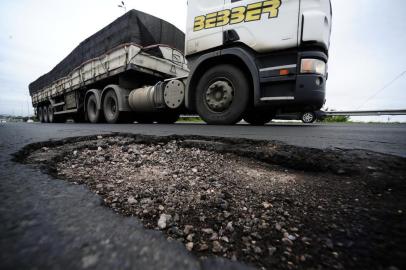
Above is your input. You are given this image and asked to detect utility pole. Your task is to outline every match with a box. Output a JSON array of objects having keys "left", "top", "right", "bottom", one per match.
[{"left": 27, "top": 97, "right": 31, "bottom": 120}]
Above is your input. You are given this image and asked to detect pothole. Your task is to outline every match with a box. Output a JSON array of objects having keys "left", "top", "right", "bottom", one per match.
[{"left": 18, "top": 134, "right": 406, "bottom": 270}]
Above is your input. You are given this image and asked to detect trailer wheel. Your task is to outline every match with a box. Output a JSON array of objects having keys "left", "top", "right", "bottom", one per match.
[
  {"left": 156, "top": 112, "right": 179, "bottom": 124},
  {"left": 103, "top": 90, "right": 123, "bottom": 124},
  {"left": 301, "top": 111, "right": 316, "bottom": 123},
  {"left": 43, "top": 106, "right": 49, "bottom": 123},
  {"left": 243, "top": 110, "right": 272, "bottom": 126},
  {"left": 47, "top": 106, "right": 55, "bottom": 123},
  {"left": 38, "top": 107, "right": 44, "bottom": 123},
  {"left": 87, "top": 94, "right": 102, "bottom": 123},
  {"left": 196, "top": 64, "right": 249, "bottom": 125}
]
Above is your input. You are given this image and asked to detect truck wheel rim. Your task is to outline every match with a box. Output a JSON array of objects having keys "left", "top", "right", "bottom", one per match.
[
  {"left": 205, "top": 80, "right": 234, "bottom": 112},
  {"left": 303, "top": 113, "right": 314, "bottom": 123}
]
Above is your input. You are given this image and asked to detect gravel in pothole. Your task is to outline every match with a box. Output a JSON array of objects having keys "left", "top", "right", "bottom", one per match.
[{"left": 25, "top": 136, "right": 405, "bottom": 270}]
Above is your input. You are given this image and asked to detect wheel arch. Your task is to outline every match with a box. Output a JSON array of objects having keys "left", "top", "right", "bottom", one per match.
[
  {"left": 185, "top": 47, "right": 260, "bottom": 111},
  {"left": 101, "top": 84, "right": 132, "bottom": 112}
]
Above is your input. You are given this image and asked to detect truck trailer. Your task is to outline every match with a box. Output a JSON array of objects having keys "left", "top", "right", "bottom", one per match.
[{"left": 30, "top": 0, "right": 332, "bottom": 125}]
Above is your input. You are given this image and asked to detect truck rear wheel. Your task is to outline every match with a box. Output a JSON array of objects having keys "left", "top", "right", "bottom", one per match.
[
  {"left": 243, "top": 110, "right": 272, "bottom": 126},
  {"left": 38, "top": 107, "right": 44, "bottom": 123},
  {"left": 103, "top": 90, "right": 121, "bottom": 124},
  {"left": 47, "top": 106, "right": 55, "bottom": 123},
  {"left": 43, "top": 106, "right": 49, "bottom": 123},
  {"left": 196, "top": 64, "right": 249, "bottom": 125},
  {"left": 87, "top": 94, "right": 102, "bottom": 123}
]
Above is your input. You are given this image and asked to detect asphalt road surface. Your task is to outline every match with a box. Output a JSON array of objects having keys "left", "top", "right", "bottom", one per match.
[
  {"left": 1, "top": 122, "right": 405, "bottom": 270},
  {"left": 3, "top": 121, "right": 406, "bottom": 156}
]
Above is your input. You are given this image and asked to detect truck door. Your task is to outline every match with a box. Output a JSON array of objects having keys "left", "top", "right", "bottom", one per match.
[
  {"left": 223, "top": 0, "right": 300, "bottom": 53},
  {"left": 185, "top": 0, "right": 225, "bottom": 56}
]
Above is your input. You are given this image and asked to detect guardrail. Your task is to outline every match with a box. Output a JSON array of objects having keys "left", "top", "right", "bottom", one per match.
[{"left": 322, "top": 110, "right": 406, "bottom": 116}]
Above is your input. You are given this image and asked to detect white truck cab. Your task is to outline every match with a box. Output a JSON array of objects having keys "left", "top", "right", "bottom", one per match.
[
  {"left": 186, "top": 0, "right": 331, "bottom": 54},
  {"left": 185, "top": 0, "right": 332, "bottom": 125}
]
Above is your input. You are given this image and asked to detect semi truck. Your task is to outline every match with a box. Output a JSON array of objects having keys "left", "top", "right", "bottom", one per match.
[{"left": 30, "top": 0, "right": 332, "bottom": 125}]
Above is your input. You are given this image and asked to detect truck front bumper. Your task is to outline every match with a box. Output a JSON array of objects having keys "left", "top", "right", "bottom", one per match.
[
  {"left": 294, "top": 73, "right": 326, "bottom": 108},
  {"left": 256, "top": 50, "right": 327, "bottom": 111},
  {"left": 257, "top": 73, "right": 326, "bottom": 111}
]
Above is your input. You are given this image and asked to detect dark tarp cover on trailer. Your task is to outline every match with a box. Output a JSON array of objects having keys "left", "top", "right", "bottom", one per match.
[{"left": 29, "top": 9, "right": 185, "bottom": 95}]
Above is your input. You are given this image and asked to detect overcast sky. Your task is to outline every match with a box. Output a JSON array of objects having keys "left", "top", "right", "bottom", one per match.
[{"left": 0, "top": 0, "right": 405, "bottom": 121}]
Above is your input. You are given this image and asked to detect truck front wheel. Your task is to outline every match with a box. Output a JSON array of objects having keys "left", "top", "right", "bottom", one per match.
[{"left": 196, "top": 64, "right": 249, "bottom": 125}]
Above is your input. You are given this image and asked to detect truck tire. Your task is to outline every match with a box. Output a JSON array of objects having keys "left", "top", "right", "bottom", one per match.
[
  {"left": 195, "top": 64, "right": 249, "bottom": 125},
  {"left": 103, "top": 90, "right": 125, "bottom": 124},
  {"left": 243, "top": 110, "right": 272, "bottom": 126},
  {"left": 301, "top": 111, "right": 316, "bottom": 123},
  {"left": 38, "top": 107, "right": 44, "bottom": 123},
  {"left": 47, "top": 107, "right": 65, "bottom": 123},
  {"left": 43, "top": 106, "right": 49, "bottom": 123},
  {"left": 156, "top": 112, "right": 179, "bottom": 124},
  {"left": 87, "top": 94, "right": 102, "bottom": 123},
  {"left": 47, "top": 106, "right": 55, "bottom": 123}
]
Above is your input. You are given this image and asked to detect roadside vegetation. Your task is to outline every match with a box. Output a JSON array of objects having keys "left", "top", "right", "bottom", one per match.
[
  {"left": 0, "top": 115, "right": 37, "bottom": 122},
  {"left": 177, "top": 116, "right": 204, "bottom": 123},
  {"left": 318, "top": 115, "right": 350, "bottom": 123}
]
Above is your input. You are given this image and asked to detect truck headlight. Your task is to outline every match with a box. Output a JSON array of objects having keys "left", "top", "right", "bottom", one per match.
[{"left": 300, "top": 59, "right": 326, "bottom": 76}]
